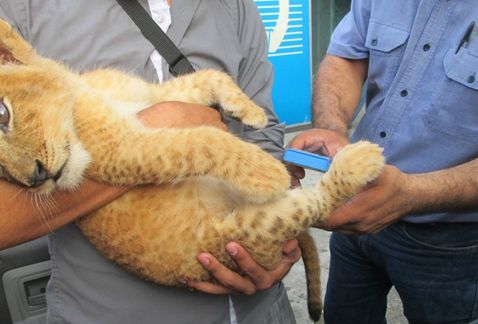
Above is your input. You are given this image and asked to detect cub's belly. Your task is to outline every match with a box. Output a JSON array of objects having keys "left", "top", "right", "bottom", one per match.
[{"left": 75, "top": 177, "right": 240, "bottom": 284}]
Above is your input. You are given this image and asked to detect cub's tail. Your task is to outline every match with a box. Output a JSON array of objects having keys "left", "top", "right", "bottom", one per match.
[{"left": 298, "top": 231, "right": 322, "bottom": 322}]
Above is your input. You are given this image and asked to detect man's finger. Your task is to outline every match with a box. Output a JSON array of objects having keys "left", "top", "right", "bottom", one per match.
[
  {"left": 225, "top": 242, "right": 270, "bottom": 287},
  {"left": 195, "top": 253, "right": 257, "bottom": 295}
]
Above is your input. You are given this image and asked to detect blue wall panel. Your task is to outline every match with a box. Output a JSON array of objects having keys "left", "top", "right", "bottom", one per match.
[{"left": 255, "top": 0, "right": 312, "bottom": 126}]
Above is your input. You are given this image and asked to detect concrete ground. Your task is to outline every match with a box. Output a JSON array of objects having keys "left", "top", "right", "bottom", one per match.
[{"left": 282, "top": 131, "right": 406, "bottom": 324}]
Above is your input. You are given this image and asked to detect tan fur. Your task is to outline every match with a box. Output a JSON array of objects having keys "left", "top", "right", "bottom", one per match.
[{"left": 0, "top": 20, "right": 385, "bottom": 322}]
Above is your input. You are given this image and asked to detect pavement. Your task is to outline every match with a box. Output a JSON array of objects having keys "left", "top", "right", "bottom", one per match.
[{"left": 282, "top": 131, "right": 406, "bottom": 324}]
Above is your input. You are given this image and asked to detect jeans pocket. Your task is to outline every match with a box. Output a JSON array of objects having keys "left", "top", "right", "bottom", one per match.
[
  {"left": 403, "top": 222, "right": 478, "bottom": 251},
  {"left": 394, "top": 223, "right": 478, "bottom": 322}
]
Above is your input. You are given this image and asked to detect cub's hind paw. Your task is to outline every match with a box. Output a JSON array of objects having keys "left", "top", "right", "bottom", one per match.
[{"left": 327, "top": 141, "right": 385, "bottom": 190}]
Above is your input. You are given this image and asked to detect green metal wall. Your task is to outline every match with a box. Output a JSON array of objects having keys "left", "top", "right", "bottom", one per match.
[
  {"left": 311, "top": 0, "right": 351, "bottom": 75},
  {"left": 308, "top": 0, "right": 366, "bottom": 126}
]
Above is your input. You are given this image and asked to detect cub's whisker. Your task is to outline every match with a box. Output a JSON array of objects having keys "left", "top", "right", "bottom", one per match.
[{"left": 30, "top": 193, "right": 55, "bottom": 234}]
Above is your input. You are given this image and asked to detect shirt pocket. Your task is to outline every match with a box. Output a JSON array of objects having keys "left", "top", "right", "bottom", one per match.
[
  {"left": 365, "top": 22, "right": 409, "bottom": 92},
  {"left": 423, "top": 47, "right": 478, "bottom": 142},
  {"left": 365, "top": 22, "right": 409, "bottom": 52}
]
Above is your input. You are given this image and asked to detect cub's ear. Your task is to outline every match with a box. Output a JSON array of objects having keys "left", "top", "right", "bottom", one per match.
[
  {"left": 0, "top": 19, "right": 33, "bottom": 65},
  {"left": 0, "top": 43, "right": 22, "bottom": 64}
]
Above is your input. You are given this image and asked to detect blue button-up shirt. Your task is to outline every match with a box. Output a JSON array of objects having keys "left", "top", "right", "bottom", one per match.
[{"left": 328, "top": 0, "right": 478, "bottom": 223}]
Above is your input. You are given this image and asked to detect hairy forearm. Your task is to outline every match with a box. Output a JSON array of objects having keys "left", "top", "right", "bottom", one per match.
[
  {"left": 312, "top": 55, "right": 368, "bottom": 136},
  {"left": 0, "top": 180, "right": 127, "bottom": 249},
  {"left": 404, "top": 158, "right": 478, "bottom": 215}
]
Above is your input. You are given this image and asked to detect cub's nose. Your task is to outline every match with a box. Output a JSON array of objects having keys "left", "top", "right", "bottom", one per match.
[{"left": 29, "top": 159, "right": 50, "bottom": 187}]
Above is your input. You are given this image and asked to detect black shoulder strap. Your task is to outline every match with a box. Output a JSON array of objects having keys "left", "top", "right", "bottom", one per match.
[{"left": 116, "top": 0, "right": 195, "bottom": 77}]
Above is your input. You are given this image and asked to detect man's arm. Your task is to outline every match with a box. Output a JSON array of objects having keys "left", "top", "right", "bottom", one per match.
[
  {"left": 405, "top": 159, "right": 478, "bottom": 214},
  {"left": 289, "top": 55, "right": 367, "bottom": 152},
  {"left": 287, "top": 54, "right": 367, "bottom": 183},
  {"left": 289, "top": 56, "right": 478, "bottom": 235},
  {"left": 312, "top": 55, "right": 368, "bottom": 135},
  {"left": 317, "top": 159, "right": 478, "bottom": 235},
  {"left": 0, "top": 180, "right": 127, "bottom": 249},
  {"left": 0, "top": 103, "right": 224, "bottom": 249}
]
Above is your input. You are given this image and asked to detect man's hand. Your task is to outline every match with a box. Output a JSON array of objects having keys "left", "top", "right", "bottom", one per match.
[
  {"left": 315, "top": 165, "right": 412, "bottom": 234},
  {"left": 187, "top": 240, "right": 301, "bottom": 295},
  {"left": 287, "top": 128, "right": 349, "bottom": 156},
  {"left": 137, "top": 101, "right": 227, "bottom": 130},
  {"left": 286, "top": 128, "right": 349, "bottom": 184}
]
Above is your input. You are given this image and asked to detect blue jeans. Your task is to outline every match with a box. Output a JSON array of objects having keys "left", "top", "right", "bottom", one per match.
[{"left": 324, "top": 221, "right": 478, "bottom": 324}]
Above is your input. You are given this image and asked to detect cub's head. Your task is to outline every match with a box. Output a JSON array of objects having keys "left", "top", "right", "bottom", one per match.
[{"left": 0, "top": 20, "right": 90, "bottom": 194}]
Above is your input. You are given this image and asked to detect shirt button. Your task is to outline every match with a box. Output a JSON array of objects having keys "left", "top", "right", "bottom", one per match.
[
  {"left": 371, "top": 39, "right": 378, "bottom": 46},
  {"left": 467, "top": 74, "right": 476, "bottom": 83},
  {"left": 157, "top": 15, "right": 164, "bottom": 23},
  {"left": 400, "top": 89, "right": 408, "bottom": 97},
  {"left": 379, "top": 131, "right": 387, "bottom": 138},
  {"left": 423, "top": 43, "right": 431, "bottom": 51}
]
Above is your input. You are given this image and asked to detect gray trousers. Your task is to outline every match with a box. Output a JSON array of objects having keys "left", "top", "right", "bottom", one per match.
[{"left": 230, "top": 283, "right": 297, "bottom": 324}]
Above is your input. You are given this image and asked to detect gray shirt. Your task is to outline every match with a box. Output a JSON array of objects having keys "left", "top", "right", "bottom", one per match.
[{"left": 0, "top": 1, "right": 288, "bottom": 323}]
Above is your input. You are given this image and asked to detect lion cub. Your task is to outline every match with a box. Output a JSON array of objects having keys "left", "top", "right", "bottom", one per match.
[{"left": 0, "top": 20, "right": 384, "bottom": 321}]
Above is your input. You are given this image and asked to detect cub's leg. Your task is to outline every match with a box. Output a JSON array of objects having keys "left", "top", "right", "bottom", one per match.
[
  {"left": 77, "top": 117, "right": 290, "bottom": 203},
  {"left": 81, "top": 69, "right": 159, "bottom": 106},
  {"left": 217, "top": 141, "right": 385, "bottom": 261},
  {"left": 83, "top": 68, "right": 268, "bottom": 128},
  {"left": 74, "top": 71, "right": 290, "bottom": 202},
  {"left": 149, "top": 69, "right": 268, "bottom": 128}
]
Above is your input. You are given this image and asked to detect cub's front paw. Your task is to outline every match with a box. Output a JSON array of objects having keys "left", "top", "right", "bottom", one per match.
[
  {"left": 328, "top": 141, "right": 385, "bottom": 190},
  {"left": 221, "top": 99, "right": 267, "bottom": 129},
  {"left": 231, "top": 153, "right": 290, "bottom": 203}
]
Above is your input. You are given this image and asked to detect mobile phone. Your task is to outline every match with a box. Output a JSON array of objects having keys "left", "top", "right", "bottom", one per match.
[{"left": 283, "top": 148, "right": 331, "bottom": 172}]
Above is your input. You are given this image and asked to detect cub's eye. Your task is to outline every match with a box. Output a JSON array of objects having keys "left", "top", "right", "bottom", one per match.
[{"left": 0, "top": 100, "right": 10, "bottom": 132}]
